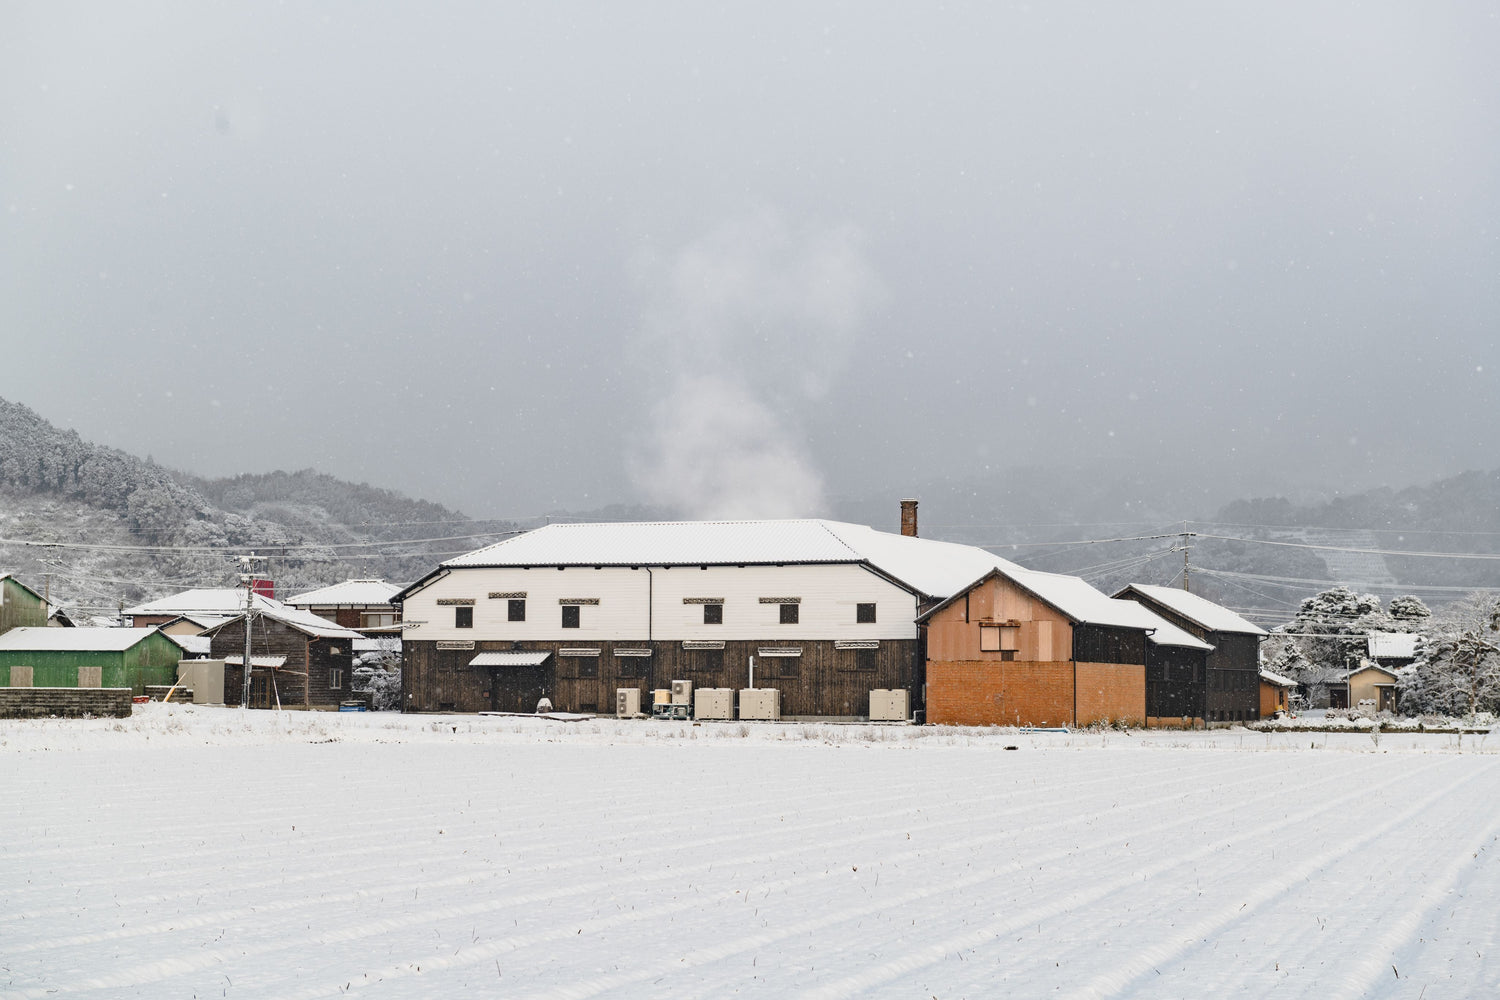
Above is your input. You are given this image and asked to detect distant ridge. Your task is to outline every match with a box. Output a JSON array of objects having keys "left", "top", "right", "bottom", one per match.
[{"left": 0, "top": 396, "right": 517, "bottom": 615}]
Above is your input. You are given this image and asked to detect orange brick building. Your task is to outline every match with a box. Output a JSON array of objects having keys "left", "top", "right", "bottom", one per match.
[{"left": 920, "top": 568, "right": 1209, "bottom": 728}]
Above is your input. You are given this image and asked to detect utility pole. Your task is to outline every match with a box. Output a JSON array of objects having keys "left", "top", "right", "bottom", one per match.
[
  {"left": 1180, "top": 523, "right": 1193, "bottom": 593},
  {"left": 238, "top": 552, "right": 267, "bottom": 710}
]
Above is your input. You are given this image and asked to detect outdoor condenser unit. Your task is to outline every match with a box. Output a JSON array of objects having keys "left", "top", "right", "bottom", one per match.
[
  {"left": 616, "top": 688, "right": 641, "bottom": 717},
  {"left": 694, "top": 687, "right": 733, "bottom": 720},
  {"left": 671, "top": 679, "right": 693, "bottom": 705},
  {"left": 738, "top": 688, "right": 781, "bottom": 721},
  {"left": 868, "top": 688, "right": 910, "bottom": 722}
]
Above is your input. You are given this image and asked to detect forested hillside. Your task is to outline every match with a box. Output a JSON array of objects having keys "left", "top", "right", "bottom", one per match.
[{"left": 0, "top": 398, "right": 515, "bottom": 616}]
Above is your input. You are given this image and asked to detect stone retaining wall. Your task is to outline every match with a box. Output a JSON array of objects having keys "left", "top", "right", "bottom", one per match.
[{"left": 0, "top": 687, "right": 133, "bottom": 719}]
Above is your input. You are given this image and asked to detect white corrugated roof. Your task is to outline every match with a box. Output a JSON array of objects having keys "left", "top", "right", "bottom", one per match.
[
  {"left": 1367, "top": 632, "right": 1419, "bottom": 659},
  {"left": 470, "top": 651, "right": 552, "bottom": 667},
  {"left": 125, "top": 588, "right": 282, "bottom": 617},
  {"left": 439, "top": 519, "right": 1024, "bottom": 600},
  {"left": 285, "top": 579, "right": 400, "bottom": 607},
  {"left": 1116, "top": 584, "right": 1268, "bottom": 636},
  {"left": 1259, "top": 669, "right": 1297, "bottom": 688},
  {"left": 0, "top": 627, "right": 166, "bottom": 653},
  {"left": 224, "top": 655, "right": 288, "bottom": 668}
]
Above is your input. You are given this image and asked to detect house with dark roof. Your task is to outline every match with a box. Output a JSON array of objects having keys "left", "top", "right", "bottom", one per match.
[
  {"left": 204, "top": 605, "right": 363, "bottom": 709},
  {"left": 1113, "top": 585, "right": 1268, "bottom": 724}
]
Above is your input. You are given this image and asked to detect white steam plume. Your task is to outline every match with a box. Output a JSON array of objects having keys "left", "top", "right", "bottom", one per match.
[{"left": 630, "top": 209, "right": 881, "bottom": 519}]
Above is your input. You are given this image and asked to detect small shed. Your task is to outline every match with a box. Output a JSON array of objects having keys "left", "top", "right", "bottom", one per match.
[
  {"left": 1259, "top": 669, "right": 1296, "bottom": 718},
  {"left": 1330, "top": 663, "right": 1400, "bottom": 713},
  {"left": 0, "top": 626, "right": 183, "bottom": 693},
  {"left": 1, "top": 574, "right": 50, "bottom": 637},
  {"left": 205, "top": 605, "right": 363, "bottom": 709}
]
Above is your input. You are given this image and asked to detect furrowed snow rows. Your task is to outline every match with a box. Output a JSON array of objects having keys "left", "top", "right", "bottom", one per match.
[{"left": 1, "top": 719, "right": 1497, "bottom": 998}]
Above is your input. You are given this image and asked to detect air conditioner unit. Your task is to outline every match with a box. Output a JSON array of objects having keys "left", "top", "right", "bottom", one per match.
[
  {"left": 738, "top": 687, "right": 781, "bottom": 721},
  {"left": 653, "top": 688, "right": 672, "bottom": 706},
  {"left": 694, "top": 687, "right": 733, "bottom": 720},
  {"left": 671, "top": 679, "right": 693, "bottom": 705},
  {"left": 869, "top": 688, "right": 910, "bottom": 722},
  {"left": 616, "top": 688, "right": 641, "bottom": 717}
]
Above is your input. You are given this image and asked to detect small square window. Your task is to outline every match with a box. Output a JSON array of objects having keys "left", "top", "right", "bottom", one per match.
[
  {"left": 562, "top": 605, "right": 581, "bottom": 629},
  {"left": 454, "top": 606, "right": 473, "bottom": 629},
  {"left": 508, "top": 599, "right": 526, "bottom": 622},
  {"left": 856, "top": 603, "right": 876, "bottom": 624},
  {"left": 703, "top": 603, "right": 723, "bottom": 625},
  {"left": 779, "top": 603, "right": 799, "bottom": 625}
]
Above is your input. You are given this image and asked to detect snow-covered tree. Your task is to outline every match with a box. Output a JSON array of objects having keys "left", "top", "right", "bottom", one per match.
[{"left": 1398, "top": 592, "right": 1500, "bottom": 719}]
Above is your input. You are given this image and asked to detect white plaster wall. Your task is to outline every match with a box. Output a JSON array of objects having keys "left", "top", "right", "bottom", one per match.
[{"left": 401, "top": 563, "right": 918, "bottom": 642}]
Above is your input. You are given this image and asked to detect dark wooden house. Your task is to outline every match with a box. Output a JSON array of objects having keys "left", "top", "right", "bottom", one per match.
[
  {"left": 205, "top": 605, "right": 362, "bottom": 709},
  {"left": 1114, "top": 584, "right": 1267, "bottom": 724}
]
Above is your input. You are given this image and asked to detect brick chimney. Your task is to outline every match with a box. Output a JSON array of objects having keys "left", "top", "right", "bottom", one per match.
[{"left": 900, "top": 498, "right": 919, "bottom": 538}]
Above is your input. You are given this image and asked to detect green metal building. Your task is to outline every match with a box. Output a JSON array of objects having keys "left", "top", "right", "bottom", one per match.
[
  {"left": 0, "top": 574, "right": 50, "bottom": 636},
  {"left": 0, "top": 627, "right": 183, "bottom": 693}
]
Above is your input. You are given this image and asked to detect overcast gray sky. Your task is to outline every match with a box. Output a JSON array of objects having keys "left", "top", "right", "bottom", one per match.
[{"left": 3, "top": 2, "right": 1496, "bottom": 520}]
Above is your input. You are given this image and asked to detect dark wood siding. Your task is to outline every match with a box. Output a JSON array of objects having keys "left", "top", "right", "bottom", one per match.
[
  {"left": 401, "top": 638, "right": 921, "bottom": 717},
  {"left": 210, "top": 619, "right": 353, "bottom": 709},
  {"left": 1073, "top": 625, "right": 1147, "bottom": 666},
  {"left": 1205, "top": 633, "right": 1260, "bottom": 723},
  {"left": 1145, "top": 645, "right": 1206, "bottom": 721}
]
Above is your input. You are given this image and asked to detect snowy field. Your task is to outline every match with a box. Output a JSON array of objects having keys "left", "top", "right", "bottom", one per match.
[{"left": 3, "top": 707, "right": 1498, "bottom": 999}]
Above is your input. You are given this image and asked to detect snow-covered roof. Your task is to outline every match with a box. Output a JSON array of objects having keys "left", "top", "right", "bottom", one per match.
[
  {"left": 1259, "top": 670, "right": 1297, "bottom": 688},
  {"left": 911, "top": 566, "right": 1211, "bottom": 647},
  {"left": 208, "top": 604, "right": 364, "bottom": 641},
  {"left": 169, "top": 634, "right": 211, "bottom": 656},
  {"left": 1367, "top": 632, "right": 1419, "bottom": 659},
  {"left": 0, "top": 627, "right": 168, "bottom": 653},
  {"left": 1103, "top": 599, "right": 1215, "bottom": 650},
  {"left": 435, "top": 519, "right": 1024, "bottom": 600},
  {"left": 284, "top": 579, "right": 401, "bottom": 607},
  {"left": 1114, "top": 584, "right": 1268, "bottom": 636},
  {"left": 125, "top": 589, "right": 282, "bottom": 617}
]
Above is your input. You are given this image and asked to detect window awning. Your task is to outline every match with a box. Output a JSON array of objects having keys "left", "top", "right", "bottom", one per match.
[
  {"left": 469, "top": 651, "right": 552, "bottom": 667},
  {"left": 223, "top": 655, "right": 288, "bottom": 668}
]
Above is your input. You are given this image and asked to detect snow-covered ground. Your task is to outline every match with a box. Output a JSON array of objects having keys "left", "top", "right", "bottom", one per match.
[{"left": 3, "top": 706, "right": 1498, "bottom": 998}]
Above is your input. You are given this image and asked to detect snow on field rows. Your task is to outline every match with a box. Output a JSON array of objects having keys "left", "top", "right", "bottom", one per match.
[{"left": 2, "top": 707, "right": 1498, "bottom": 998}]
